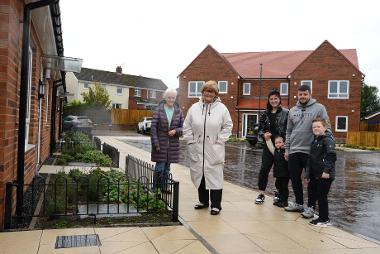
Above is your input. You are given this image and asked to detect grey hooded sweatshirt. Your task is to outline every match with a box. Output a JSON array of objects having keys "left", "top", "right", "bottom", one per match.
[{"left": 285, "top": 98, "right": 330, "bottom": 155}]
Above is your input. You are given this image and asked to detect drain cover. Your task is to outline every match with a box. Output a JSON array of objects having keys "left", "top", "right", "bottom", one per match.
[{"left": 55, "top": 234, "right": 101, "bottom": 249}]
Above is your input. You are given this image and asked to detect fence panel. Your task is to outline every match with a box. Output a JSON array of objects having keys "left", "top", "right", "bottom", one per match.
[
  {"left": 347, "top": 131, "right": 380, "bottom": 147},
  {"left": 111, "top": 109, "right": 153, "bottom": 125}
]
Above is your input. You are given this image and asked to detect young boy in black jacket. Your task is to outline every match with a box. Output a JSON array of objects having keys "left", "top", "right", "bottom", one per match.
[
  {"left": 305, "top": 117, "right": 336, "bottom": 227},
  {"left": 271, "top": 136, "right": 290, "bottom": 207}
]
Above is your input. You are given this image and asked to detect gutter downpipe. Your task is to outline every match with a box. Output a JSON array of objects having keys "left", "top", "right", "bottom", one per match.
[{"left": 16, "top": 0, "right": 58, "bottom": 216}]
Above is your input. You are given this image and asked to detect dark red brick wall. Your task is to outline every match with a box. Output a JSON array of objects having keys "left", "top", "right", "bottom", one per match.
[
  {"left": 178, "top": 45, "right": 239, "bottom": 135},
  {"left": 290, "top": 41, "right": 361, "bottom": 141},
  {"left": 0, "top": 0, "right": 59, "bottom": 229}
]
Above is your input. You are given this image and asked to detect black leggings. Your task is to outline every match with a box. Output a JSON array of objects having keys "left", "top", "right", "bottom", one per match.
[{"left": 258, "top": 145, "right": 274, "bottom": 191}]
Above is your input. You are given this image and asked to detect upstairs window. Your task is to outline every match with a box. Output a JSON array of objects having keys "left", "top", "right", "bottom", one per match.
[
  {"left": 328, "top": 80, "right": 349, "bottom": 99},
  {"left": 301, "top": 80, "right": 313, "bottom": 93},
  {"left": 218, "top": 81, "right": 228, "bottom": 94},
  {"left": 148, "top": 90, "right": 156, "bottom": 98},
  {"left": 134, "top": 88, "right": 141, "bottom": 97},
  {"left": 117, "top": 87, "right": 123, "bottom": 95},
  {"left": 243, "top": 83, "right": 251, "bottom": 95},
  {"left": 280, "top": 83, "right": 288, "bottom": 95},
  {"left": 188, "top": 81, "right": 204, "bottom": 97},
  {"left": 84, "top": 83, "right": 89, "bottom": 89}
]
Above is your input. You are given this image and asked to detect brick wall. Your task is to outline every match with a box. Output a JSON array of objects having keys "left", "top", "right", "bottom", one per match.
[
  {"left": 179, "top": 45, "right": 239, "bottom": 135},
  {"left": 290, "top": 41, "right": 362, "bottom": 141},
  {"left": 0, "top": 0, "right": 58, "bottom": 229}
]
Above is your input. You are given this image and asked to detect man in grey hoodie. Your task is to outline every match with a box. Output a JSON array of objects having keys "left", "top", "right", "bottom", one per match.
[{"left": 284, "top": 85, "right": 330, "bottom": 215}]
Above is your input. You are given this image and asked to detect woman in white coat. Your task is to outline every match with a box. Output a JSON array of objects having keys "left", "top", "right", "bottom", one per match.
[{"left": 183, "top": 80, "right": 233, "bottom": 215}]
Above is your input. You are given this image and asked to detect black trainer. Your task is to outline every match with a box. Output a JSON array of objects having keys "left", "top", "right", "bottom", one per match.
[{"left": 255, "top": 194, "right": 265, "bottom": 204}]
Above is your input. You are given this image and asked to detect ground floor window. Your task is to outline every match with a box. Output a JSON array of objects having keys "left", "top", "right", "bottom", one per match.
[
  {"left": 336, "top": 116, "right": 348, "bottom": 132},
  {"left": 112, "top": 103, "right": 122, "bottom": 109},
  {"left": 241, "top": 113, "right": 258, "bottom": 137}
]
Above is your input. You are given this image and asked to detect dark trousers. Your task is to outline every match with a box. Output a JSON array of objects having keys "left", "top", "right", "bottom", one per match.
[
  {"left": 275, "top": 177, "right": 289, "bottom": 203},
  {"left": 309, "top": 178, "right": 332, "bottom": 221},
  {"left": 258, "top": 146, "right": 274, "bottom": 191},
  {"left": 198, "top": 175, "right": 222, "bottom": 210},
  {"left": 288, "top": 152, "right": 309, "bottom": 205}
]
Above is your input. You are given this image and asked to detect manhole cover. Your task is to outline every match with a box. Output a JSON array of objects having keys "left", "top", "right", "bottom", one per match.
[{"left": 55, "top": 234, "right": 101, "bottom": 249}]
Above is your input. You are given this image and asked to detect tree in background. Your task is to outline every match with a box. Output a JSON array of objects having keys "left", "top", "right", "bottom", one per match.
[
  {"left": 81, "top": 82, "right": 111, "bottom": 109},
  {"left": 361, "top": 83, "right": 380, "bottom": 118}
]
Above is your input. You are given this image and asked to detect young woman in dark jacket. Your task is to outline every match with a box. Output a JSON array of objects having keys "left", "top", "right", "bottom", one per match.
[
  {"left": 150, "top": 89, "right": 184, "bottom": 192},
  {"left": 255, "top": 89, "right": 289, "bottom": 204},
  {"left": 305, "top": 117, "right": 336, "bottom": 226}
]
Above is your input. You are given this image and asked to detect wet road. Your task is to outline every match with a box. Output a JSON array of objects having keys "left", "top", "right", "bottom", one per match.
[{"left": 120, "top": 138, "right": 380, "bottom": 241}]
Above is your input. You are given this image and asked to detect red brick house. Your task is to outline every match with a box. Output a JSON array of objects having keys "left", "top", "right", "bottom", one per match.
[
  {"left": 0, "top": 0, "right": 75, "bottom": 229},
  {"left": 178, "top": 40, "right": 363, "bottom": 142}
]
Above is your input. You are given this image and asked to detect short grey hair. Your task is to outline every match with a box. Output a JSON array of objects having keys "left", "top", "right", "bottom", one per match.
[{"left": 163, "top": 88, "right": 177, "bottom": 99}]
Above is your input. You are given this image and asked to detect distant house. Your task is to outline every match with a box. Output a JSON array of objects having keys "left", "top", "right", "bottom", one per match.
[
  {"left": 66, "top": 67, "right": 168, "bottom": 110},
  {"left": 178, "top": 40, "right": 363, "bottom": 142}
]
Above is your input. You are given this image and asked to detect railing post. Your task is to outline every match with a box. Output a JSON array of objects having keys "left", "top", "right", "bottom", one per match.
[
  {"left": 4, "top": 182, "right": 13, "bottom": 229},
  {"left": 172, "top": 181, "right": 179, "bottom": 222}
]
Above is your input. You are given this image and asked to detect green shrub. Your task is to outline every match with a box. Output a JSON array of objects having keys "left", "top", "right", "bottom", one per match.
[{"left": 76, "top": 150, "right": 112, "bottom": 166}]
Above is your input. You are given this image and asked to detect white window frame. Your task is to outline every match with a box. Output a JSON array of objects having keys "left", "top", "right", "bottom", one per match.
[
  {"left": 218, "top": 81, "right": 228, "bottom": 94},
  {"left": 328, "top": 80, "right": 349, "bottom": 99},
  {"left": 335, "top": 116, "right": 348, "bottom": 132},
  {"left": 25, "top": 46, "right": 33, "bottom": 148},
  {"left": 116, "top": 87, "right": 123, "bottom": 96},
  {"left": 280, "top": 83, "right": 289, "bottom": 95},
  {"left": 243, "top": 83, "right": 251, "bottom": 95},
  {"left": 112, "top": 103, "right": 122, "bottom": 109},
  {"left": 134, "top": 87, "right": 141, "bottom": 97},
  {"left": 149, "top": 90, "right": 156, "bottom": 99},
  {"left": 241, "top": 113, "right": 258, "bottom": 138},
  {"left": 83, "top": 82, "right": 89, "bottom": 89},
  {"left": 188, "top": 81, "right": 204, "bottom": 98},
  {"left": 301, "top": 80, "right": 313, "bottom": 93}
]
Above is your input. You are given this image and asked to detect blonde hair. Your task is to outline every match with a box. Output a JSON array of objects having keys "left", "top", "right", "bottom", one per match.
[
  {"left": 163, "top": 88, "right": 177, "bottom": 99},
  {"left": 201, "top": 80, "right": 219, "bottom": 95}
]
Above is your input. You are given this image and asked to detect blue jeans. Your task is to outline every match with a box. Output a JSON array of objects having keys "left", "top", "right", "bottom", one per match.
[{"left": 153, "top": 162, "right": 170, "bottom": 190}]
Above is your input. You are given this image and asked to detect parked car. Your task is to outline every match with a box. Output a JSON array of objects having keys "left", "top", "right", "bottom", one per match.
[
  {"left": 137, "top": 117, "right": 152, "bottom": 134},
  {"left": 62, "top": 115, "right": 93, "bottom": 133},
  {"left": 245, "top": 124, "right": 259, "bottom": 146}
]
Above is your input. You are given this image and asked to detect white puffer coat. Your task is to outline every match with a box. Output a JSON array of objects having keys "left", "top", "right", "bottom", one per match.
[{"left": 183, "top": 97, "right": 233, "bottom": 189}]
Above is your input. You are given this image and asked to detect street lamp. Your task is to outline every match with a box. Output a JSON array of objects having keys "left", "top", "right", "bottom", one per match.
[
  {"left": 38, "top": 80, "right": 45, "bottom": 99},
  {"left": 258, "top": 63, "right": 263, "bottom": 114}
]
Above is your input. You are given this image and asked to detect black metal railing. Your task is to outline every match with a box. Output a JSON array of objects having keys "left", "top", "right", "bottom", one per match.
[
  {"left": 125, "top": 155, "right": 179, "bottom": 222},
  {"left": 4, "top": 162, "right": 179, "bottom": 230}
]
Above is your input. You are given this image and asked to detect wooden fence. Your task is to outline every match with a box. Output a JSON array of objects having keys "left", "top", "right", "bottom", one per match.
[
  {"left": 111, "top": 109, "right": 153, "bottom": 125},
  {"left": 360, "top": 121, "right": 380, "bottom": 132},
  {"left": 346, "top": 131, "right": 380, "bottom": 148}
]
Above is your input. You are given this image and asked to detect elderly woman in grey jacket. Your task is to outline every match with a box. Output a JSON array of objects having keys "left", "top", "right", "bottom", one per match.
[{"left": 183, "top": 80, "right": 233, "bottom": 215}]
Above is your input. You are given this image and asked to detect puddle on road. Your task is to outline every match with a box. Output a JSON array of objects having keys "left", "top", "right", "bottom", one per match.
[{"left": 119, "top": 138, "right": 380, "bottom": 242}]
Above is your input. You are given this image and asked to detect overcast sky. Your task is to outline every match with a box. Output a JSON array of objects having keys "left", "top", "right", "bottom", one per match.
[{"left": 60, "top": 0, "right": 380, "bottom": 91}]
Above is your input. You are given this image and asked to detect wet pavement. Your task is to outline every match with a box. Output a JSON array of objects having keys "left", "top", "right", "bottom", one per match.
[{"left": 119, "top": 138, "right": 380, "bottom": 242}]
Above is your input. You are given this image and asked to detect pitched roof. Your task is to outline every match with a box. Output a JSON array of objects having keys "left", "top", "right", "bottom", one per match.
[
  {"left": 221, "top": 48, "right": 359, "bottom": 79},
  {"left": 74, "top": 67, "right": 167, "bottom": 90}
]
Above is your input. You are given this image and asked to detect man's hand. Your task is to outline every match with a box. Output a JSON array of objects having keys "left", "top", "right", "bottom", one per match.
[
  {"left": 321, "top": 172, "right": 330, "bottom": 179},
  {"left": 168, "top": 129, "right": 176, "bottom": 136},
  {"left": 284, "top": 151, "right": 289, "bottom": 161},
  {"left": 264, "top": 132, "right": 272, "bottom": 141},
  {"left": 155, "top": 146, "right": 160, "bottom": 152}
]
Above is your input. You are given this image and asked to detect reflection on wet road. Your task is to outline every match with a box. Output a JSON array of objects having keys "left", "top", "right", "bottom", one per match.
[{"left": 120, "top": 138, "right": 380, "bottom": 241}]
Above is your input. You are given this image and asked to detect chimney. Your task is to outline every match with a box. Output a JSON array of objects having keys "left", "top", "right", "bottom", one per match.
[{"left": 116, "top": 66, "right": 122, "bottom": 74}]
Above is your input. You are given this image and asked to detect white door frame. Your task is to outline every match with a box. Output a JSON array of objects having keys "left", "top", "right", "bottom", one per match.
[{"left": 241, "top": 113, "right": 258, "bottom": 138}]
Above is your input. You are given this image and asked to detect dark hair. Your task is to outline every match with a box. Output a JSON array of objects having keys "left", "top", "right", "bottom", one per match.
[
  {"left": 312, "top": 117, "right": 328, "bottom": 127},
  {"left": 298, "top": 84, "right": 311, "bottom": 92},
  {"left": 274, "top": 135, "right": 284, "bottom": 142},
  {"left": 266, "top": 89, "right": 281, "bottom": 110}
]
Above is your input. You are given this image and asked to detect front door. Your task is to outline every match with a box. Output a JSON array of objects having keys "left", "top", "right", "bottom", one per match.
[{"left": 242, "top": 113, "right": 258, "bottom": 138}]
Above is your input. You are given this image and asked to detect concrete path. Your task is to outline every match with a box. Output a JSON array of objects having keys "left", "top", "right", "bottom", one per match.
[{"left": 1, "top": 135, "right": 379, "bottom": 254}]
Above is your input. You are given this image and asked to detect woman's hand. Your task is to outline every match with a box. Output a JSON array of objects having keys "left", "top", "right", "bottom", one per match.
[{"left": 168, "top": 129, "right": 176, "bottom": 136}]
